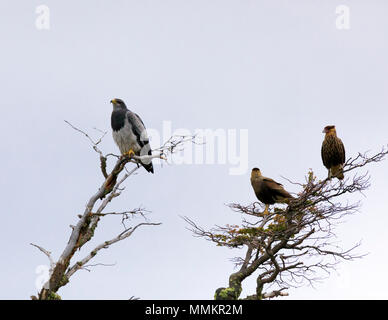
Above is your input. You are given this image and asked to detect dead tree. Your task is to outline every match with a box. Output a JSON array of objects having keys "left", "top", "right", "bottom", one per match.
[
  {"left": 31, "top": 121, "right": 195, "bottom": 300},
  {"left": 185, "top": 146, "right": 388, "bottom": 300}
]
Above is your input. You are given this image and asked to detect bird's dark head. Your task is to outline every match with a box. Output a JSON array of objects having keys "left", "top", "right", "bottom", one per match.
[
  {"left": 251, "top": 167, "right": 262, "bottom": 178},
  {"left": 322, "top": 125, "right": 336, "bottom": 134},
  {"left": 110, "top": 98, "right": 127, "bottom": 110}
]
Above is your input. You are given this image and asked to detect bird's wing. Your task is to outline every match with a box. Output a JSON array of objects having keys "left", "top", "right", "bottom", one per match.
[
  {"left": 126, "top": 110, "right": 154, "bottom": 173},
  {"left": 263, "top": 178, "right": 292, "bottom": 199},
  {"left": 321, "top": 139, "right": 332, "bottom": 169},
  {"left": 126, "top": 111, "right": 150, "bottom": 148},
  {"left": 339, "top": 138, "right": 346, "bottom": 164},
  {"left": 262, "top": 177, "right": 283, "bottom": 187}
]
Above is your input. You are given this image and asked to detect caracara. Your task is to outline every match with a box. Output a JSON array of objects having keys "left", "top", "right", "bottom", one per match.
[
  {"left": 321, "top": 125, "right": 345, "bottom": 180},
  {"left": 250, "top": 168, "right": 294, "bottom": 214}
]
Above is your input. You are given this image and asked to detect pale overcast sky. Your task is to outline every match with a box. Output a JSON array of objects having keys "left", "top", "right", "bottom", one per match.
[{"left": 1, "top": 0, "right": 387, "bottom": 299}]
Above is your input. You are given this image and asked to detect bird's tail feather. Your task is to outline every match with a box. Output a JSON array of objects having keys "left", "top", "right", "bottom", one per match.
[
  {"left": 331, "top": 164, "right": 344, "bottom": 180},
  {"left": 142, "top": 162, "right": 154, "bottom": 174},
  {"left": 139, "top": 147, "right": 154, "bottom": 174}
]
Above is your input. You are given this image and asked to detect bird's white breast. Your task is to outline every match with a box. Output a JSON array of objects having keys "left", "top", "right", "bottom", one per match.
[{"left": 112, "top": 117, "right": 141, "bottom": 155}]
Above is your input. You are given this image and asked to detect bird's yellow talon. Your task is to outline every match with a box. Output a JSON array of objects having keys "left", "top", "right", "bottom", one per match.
[{"left": 125, "top": 149, "right": 135, "bottom": 158}]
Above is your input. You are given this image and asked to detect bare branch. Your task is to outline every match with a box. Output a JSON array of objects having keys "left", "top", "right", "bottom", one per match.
[
  {"left": 262, "top": 288, "right": 289, "bottom": 299},
  {"left": 66, "top": 222, "right": 161, "bottom": 279},
  {"left": 186, "top": 147, "right": 388, "bottom": 300},
  {"left": 32, "top": 122, "right": 195, "bottom": 300},
  {"left": 30, "top": 243, "right": 55, "bottom": 272}
]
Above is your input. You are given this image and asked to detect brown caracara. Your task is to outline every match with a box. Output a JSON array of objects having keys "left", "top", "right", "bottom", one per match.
[
  {"left": 250, "top": 168, "right": 294, "bottom": 214},
  {"left": 321, "top": 125, "right": 345, "bottom": 180}
]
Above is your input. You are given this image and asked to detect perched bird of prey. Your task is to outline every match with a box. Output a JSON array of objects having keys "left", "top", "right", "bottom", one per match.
[
  {"left": 110, "top": 98, "right": 154, "bottom": 173},
  {"left": 250, "top": 168, "right": 293, "bottom": 214},
  {"left": 321, "top": 125, "right": 345, "bottom": 180}
]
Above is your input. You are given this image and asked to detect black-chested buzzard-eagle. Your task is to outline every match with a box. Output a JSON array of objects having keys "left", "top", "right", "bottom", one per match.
[{"left": 110, "top": 98, "right": 154, "bottom": 173}]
